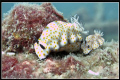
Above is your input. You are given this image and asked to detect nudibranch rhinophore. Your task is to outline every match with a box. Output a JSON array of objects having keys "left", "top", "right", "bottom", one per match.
[
  {"left": 34, "top": 14, "right": 105, "bottom": 60},
  {"left": 34, "top": 15, "right": 89, "bottom": 60},
  {"left": 81, "top": 30, "right": 104, "bottom": 54}
]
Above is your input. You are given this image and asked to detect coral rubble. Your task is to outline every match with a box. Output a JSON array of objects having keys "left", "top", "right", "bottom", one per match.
[{"left": 2, "top": 41, "right": 119, "bottom": 79}]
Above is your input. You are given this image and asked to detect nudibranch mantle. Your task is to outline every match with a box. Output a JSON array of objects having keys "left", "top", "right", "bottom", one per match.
[
  {"left": 81, "top": 30, "right": 104, "bottom": 54},
  {"left": 34, "top": 15, "right": 104, "bottom": 60}
]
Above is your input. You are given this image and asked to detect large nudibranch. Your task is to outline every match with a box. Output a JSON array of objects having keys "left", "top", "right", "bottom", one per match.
[{"left": 34, "top": 14, "right": 104, "bottom": 60}]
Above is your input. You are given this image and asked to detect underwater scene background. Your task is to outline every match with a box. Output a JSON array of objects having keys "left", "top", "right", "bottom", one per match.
[{"left": 2, "top": 2, "right": 119, "bottom": 79}]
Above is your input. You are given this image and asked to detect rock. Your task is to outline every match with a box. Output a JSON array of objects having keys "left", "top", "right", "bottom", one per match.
[{"left": 2, "top": 2, "right": 67, "bottom": 54}]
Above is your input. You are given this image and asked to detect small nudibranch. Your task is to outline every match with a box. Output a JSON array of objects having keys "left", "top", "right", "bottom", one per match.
[
  {"left": 34, "top": 14, "right": 88, "bottom": 60},
  {"left": 81, "top": 30, "right": 104, "bottom": 54}
]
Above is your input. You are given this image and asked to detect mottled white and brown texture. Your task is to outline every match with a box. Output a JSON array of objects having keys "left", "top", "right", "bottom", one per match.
[
  {"left": 34, "top": 15, "right": 104, "bottom": 60},
  {"left": 81, "top": 30, "right": 104, "bottom": 54}
]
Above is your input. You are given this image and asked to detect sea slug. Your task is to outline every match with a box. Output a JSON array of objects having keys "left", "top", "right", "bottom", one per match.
[
  {"left": 34, "top": 15, "right": 88, "bottom": 60},
  {"left": 34, "top": 15, "right": 104, "bottom": 60},
  {"left": 81, "top": 30, "right": 104, "bottom": 54}
]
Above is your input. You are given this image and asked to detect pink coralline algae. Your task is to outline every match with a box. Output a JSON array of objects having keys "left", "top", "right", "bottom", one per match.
[
  {"left": 2, "top": 55, "right": 38, "bottom": 78},
  {"left": 2, "top": 55, "right": 18, "bottom": 72},
  {"left": 2, "top": 2, "right": 67, "bottom": 53},
  {"left": 43, "top": 56, "right": 84, "bottom": 75},
  {"left": 2, "top": 55, "right": 18, "bottom": 78},
  {"left": 11, "top": 60, "right": 37, "bottom": 78}
]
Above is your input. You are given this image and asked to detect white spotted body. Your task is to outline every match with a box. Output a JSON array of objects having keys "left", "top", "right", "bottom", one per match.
[
  {"left": 34, "top": 15, "right": 88, "bottom": 60},
  {"left": 34, "top": 15, "right": 104, "bottom": 60},
  {"left": 81, "top": 30, "right": 104, "bottom": 54}
]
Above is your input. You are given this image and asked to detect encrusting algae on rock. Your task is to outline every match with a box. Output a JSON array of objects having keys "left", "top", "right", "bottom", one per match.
[
  {"left": 2, "top": 2, "right": 67, "bottom": 54},
  {"left": 2, "top": 2, "right": 119, "bottom": 79}
]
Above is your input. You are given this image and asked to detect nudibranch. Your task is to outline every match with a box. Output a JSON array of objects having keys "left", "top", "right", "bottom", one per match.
[
  {"left": 81, "top": 30, "right": 104, "bottom": 54},
  {"left": 34, "top": 15, "right": 89, "bottom": 60}
]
